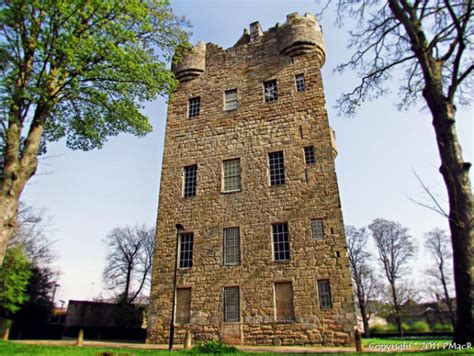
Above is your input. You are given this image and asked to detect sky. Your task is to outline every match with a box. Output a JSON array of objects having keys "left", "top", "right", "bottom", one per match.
[{"left": 21, "top": 0, "right": 473, "bottom": 305}]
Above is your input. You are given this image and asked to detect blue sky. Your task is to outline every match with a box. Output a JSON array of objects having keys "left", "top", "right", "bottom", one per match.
[{"left": 22, "top": 0, "right": 472, "bottom": 304}]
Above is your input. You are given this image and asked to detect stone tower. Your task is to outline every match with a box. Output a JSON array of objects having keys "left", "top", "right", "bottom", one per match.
[{"left": 147, "top": 13, "right": 356, "bottom": 346}]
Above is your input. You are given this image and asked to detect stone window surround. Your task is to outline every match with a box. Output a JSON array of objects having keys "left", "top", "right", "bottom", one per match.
[
  {"left": 223, "top": 286, "right": 240, "bottom": 323},
  {"left": 223, "top": 226, "right": 241, "bottom": 266},
  {"left": 188, "top": 96, "right": 201, "bottom": 118},
  {"left": 183, "top": 164, "right": 198, "bottom": 198},
  {"left": 271, "top": 222, "right": 290, "bottom": 262},
  {"left": 224, "top": 88, "right": 238, "bottom": 111},
  {"left": 273, "top": 280, "right": 296, "bottom": 322},
  {"left": 304, "top": 145, "right": 316, "bottom": 165},
  {"left": 178, "top": 232, "right": 194, "bottom": 269},
  {"left": 317, "top": 279, "right": 333, "bottom": 309},
  {"left": 268, "top": 151, "right": 286, "bottom": 186},
  {"left": 222, "top": 158, "right": 241, "bottom": 193},
  {"left": 263, "top": 79, "right": 278, "bottom": 103}
]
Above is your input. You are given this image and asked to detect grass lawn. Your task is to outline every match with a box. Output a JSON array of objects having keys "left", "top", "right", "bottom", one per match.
[{"left": 0, "top": 339, "right": 472, "bottom": 355}]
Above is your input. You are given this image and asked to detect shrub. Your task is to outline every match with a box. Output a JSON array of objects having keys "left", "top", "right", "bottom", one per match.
[
  {"left": 410, "top": 321, "right": 430, "bottom": 333},
  {"left": 386, "top": 323, "right": 398, "bottom": 332},
  {"left": 402, "top": 323, "right": 411, "bottom": 332},
  {"left": 191, "top": 340, "right": 238, "bottom": 354},
  {"left": 369, "top": 324, "right": 386, "bottom": 334},
  {"left": 432, "top": 322, "right": 454, "bottom": 332}
]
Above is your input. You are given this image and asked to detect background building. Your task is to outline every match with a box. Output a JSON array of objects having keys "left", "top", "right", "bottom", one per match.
[{"left": 147, "top": 13, "right": 355, "bottom": 346}]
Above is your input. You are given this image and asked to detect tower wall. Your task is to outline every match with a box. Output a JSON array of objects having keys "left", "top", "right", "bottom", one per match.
[{"left": 147, "top": 13, "right": 355, "bottom": 346}]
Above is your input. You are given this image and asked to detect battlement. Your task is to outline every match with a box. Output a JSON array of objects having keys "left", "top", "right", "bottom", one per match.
[{"left": 172, "top": 13, "right": 325, "bottom": 82}]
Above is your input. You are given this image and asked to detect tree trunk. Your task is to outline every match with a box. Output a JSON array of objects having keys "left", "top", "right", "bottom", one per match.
[
  {"left": 359, "top": 302, "right": 370, "bottom": 338},
  {"left": 439, "top": 263, "right": 456, "bottom": 331},
  {"left": 389, "top": 281, "right": 403, "bottom": 337},
  {"left": 0, "top": 198, "right": 19, "bottom": 265},
  {"left": 423, "top": 87, "right": 473, "bottom": 344}
]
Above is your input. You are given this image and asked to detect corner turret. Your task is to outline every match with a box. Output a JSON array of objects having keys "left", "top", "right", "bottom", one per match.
[
  {"left": 171, "top": 42, "right": 206, "bottom": 82},
  {"left": 278, "top": 13, "right": 325, "bottom": 67}
]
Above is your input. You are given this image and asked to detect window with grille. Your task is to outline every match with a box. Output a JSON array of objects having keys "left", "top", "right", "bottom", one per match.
[
  {"left": 188, "top": 97, "right": 200, "bottom": 118},
  {"left": 223, "top": 159, "right": 241, "bottom": 192},
  {"left": 311, "top": 219, "right": 324, "bottom": 240},
  {"left": 224, "top": 287, "right": 240, "bottom": 322},
  {"left": 264, "top": 79, "right": 278, "bottom": 102},
  {"left": 179, "top": 233, "right": 193, "bottom": 268},
  {"left": 272, "top": 223, "right": 290, "bottom": 261},
  {"left": 224, "top": 227, "right": 240, "bottom": 266},
  {"left": 183, "top": 165, "right": 197, "bottom": 197},
  {"left": 295, "top": 74, "right": 305, "bottom": 92},
  {"left": 268, "top": 151, "right": 285, "bottom": 186},
  {"left": 176, "top": 288, "right": 191, "bottom": 323},
  {"left": 224, "top": 89, "right": 238, "bottom": 111},
  {"left": 274, "top": 282, "right": 295, "bottom": 321},
  {"left": 318, "top": 279, "right": 332, "bottom": 309},
  {"left": 304, "top": 146, "right": 315, "bottom": 164}
]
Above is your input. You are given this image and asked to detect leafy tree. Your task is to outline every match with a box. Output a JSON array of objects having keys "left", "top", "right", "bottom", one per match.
[
  {"left": 322, "top": 0, "right": 473, "bottom": 343},
  {"left": 0, "top": 246, "right": 32, "bottom": 316},
  {"left": 345, "top": 225, "right": 379, "bottom": 337},
  {"left": 425, "top": 228, "right": 456, "bottom": 330},
  {"left": 103, "top": 225, "right": 155, "bottom": 304},
  {"left": 369, "top": 218, "right": 415, "bottom": 337},
  {"left": 0, "top": 0, "right": 189, "bottom": 264}
]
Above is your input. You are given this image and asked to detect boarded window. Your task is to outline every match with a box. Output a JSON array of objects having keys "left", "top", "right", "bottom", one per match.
[
  {"left": 176, "top": 288, "right": 191, "bottom": 323},
  {"left": 224, "top": 89, "right": 238, "bottom": 110},
  {"left": 224, "top": 287, "right": 240, "bottom": 322},
  {"left": 179, "top": 233, "right": 193, "bottom": 268},
  {"left": 183, "top": 165, "right": 197, "bottom": 197},
  {"left": 318, "top": 279, "right": 332, "bottom": 309},
  {"left": 274, "top": 282, "right": 295, "bottom": 321},
  {"left": 223, "top": 159, "right": 241, "bottom": 192},
  {"left": 311, "top": 219, "right": 324, "bottom": 240},
  {"left": 224, "top": 227, "right": 240, "bottom": 265}
]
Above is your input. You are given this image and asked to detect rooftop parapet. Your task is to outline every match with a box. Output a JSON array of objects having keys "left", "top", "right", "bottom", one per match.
[
  {"left": 171, "top": 42, "right": 206, "bottom": 82},
  {"left": 278, "top": 12, "right": 325, "bottom": 66}
]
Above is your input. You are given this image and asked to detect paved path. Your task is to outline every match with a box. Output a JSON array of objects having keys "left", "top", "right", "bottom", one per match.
[{"left": 12, "top": 340, "right": 359, "bottom": 353}]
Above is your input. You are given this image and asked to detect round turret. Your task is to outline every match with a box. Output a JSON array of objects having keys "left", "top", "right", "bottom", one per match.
[
  {"left": 278, "top": 13, "right": 325, "bottom": 66},
  {"left": 171, "top": 42, "right": 206, "bottom": 82}
]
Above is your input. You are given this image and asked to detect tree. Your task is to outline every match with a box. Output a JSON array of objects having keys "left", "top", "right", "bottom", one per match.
[
  {"left": 323, "top": 0, "right": 473, "bottom": 343},
  {"left": 0, "top": 245, "right": 32, "bottom": 316},
  {"left": 369, "top": 218, "right": 415, "bottom": 336},
  {"left": 425, "top": 228, "right": 456, "bottom": 330},
  {"left": 0, "top": 0, "right": 189, "bottom": 265},
  {"left": 103, "top": 225, "right": 155, "bottom": 304},
  {"left": 345, "top": 225, "right": 379, "bottom": 337}
]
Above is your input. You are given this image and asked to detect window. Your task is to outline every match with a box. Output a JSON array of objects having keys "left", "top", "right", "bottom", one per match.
[
  {"left": 264, "top": 79, "right": 278, "bottom": 102},
  {"left": 268, "top": 151, "right": 285, "bottom": 185},
  {"left": 176, "top": 288, "right": 191, "bottom": 323},
  {"left": 311, "top": 219, "right": 324, "bottom": 240},
  {"left": 223, "top": 159, "right": 241, "bottom": 192},
  {"left": 188, "top": 97, "right": 200, "bottom": 118},
  {"left": 183, "top": 165, "right": 197, "bottom": 197},
  {"left": 304, "top": 146, "right": 315, "bottom": 164},
  {"left": 224, "top": 287, "right": 240, "bottom": 322},
  {"left": 224, "top": 227, "right": 240, "bottom": 266},
  {"left": 272, "top": 223, "right": 290, "bottom": 261},
  {"left": 274, "top": 282, "right": 295, "bottom": 321},
  {"left": 224, "top": 89, "right": 238, "bottom": 111},
  {"left": 295, "top": 74, "right": 305, "bottom": 92},
  {"left": 318, "top": 279, "right": 332, "bottom": 309},
  {"left": 179, "top": 233, "right": 193, "bottom": 268}
]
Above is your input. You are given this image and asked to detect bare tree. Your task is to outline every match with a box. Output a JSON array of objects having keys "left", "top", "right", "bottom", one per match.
[
  {"left": 103, "top": 225, "right": 155, "bottom": 304},
  {"left": 321, "top": 0, "right": 473, "bottom": 343},
  {"left": 369, "top": 218, "right": 415, "bottom": 336},
  {"left": 425, "top": 228, "right": 456, "bottom": 329},
  {"left": 345, "top": 225, "right": 379, "bottom": 337}
]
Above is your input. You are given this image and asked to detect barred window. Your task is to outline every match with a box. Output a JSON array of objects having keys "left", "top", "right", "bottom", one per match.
[
  {"left": 224, "top": 287, "right": 240, "bottom": 322},
  {"left": 295, "top": 74, "right": 305, "bottom": 92},
  {"left": 183, "top": 165, "right": 197, "bottom": 197},
  {"left": 224, "top": 89, "right": 238, "bottom": 111},
  {"left": 274, "top": 282, "right": 295, "bottom": 321},
  {"left": 223, "top": 159, "right": 241, "bottom": 192},
  {"left": 304, "top": 146, "right": 315, "bottom": 164},
  {"left": 318, "top": 279, "right": 332, "bottom": 309},
  {"left": 268, "top": 151, "right": 285, "bottom": 186},
  {"left": 272, "top": 223, "right": 290, "bottom": 261},
  {"left": 224, "top": 227, "right": 240, "bottom": 266},
  {"left": 179, "top": 233, "right": 193, "bottom": 268},
  {"left": 264, "top": 80, "right": 278, "bottom": 102},
  {"left": 311, "top": 219, "right": 324, "bottom": 240},
  {"left": 188, "top": 97, "right": 200, "bottom": 118},
  {"left": 176, "top": 288, "right": 191, "bottom": 324}
]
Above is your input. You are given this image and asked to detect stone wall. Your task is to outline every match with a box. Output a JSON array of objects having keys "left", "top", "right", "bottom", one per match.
[{"left": 147, "top": 13, "right": 356, "bottom": 346}]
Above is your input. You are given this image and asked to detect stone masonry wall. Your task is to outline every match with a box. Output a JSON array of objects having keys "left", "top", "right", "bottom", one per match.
[{"left": 147, "top": 13, "right": 356, "bottom": 346}]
